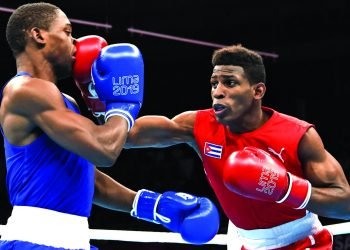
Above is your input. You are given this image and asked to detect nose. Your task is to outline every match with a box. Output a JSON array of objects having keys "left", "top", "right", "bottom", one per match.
[
  {"left": 212, "top": 83, "right": 225, "bottom": 99},
  {"left": 72, "top": 37, "right": 77, "bottom": 54}
]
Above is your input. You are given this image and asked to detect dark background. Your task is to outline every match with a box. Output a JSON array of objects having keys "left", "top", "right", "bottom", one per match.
[{"left": 0, "top": 1, "right": 350, "bottom": 249}]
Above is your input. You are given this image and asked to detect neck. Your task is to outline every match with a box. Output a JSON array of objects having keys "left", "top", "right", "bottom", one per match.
[
  {"left": 16, "top": 51, "right": 57, "bottom": 83},
  {"left": 228, "top": 103, "right": 269, "bottom": 134}
]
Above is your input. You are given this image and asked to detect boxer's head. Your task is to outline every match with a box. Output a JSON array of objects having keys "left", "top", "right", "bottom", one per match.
[
  {"left": 211, "top": 44, "right": 266, "bottom": 85},
  {"left": 6, "top": 2, "right": 61, "bottom": 57}
]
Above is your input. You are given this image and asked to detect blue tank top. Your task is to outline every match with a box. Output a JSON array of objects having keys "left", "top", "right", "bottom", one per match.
[{"left": 1, "top": 72, "right": 94, "bottom": 217}]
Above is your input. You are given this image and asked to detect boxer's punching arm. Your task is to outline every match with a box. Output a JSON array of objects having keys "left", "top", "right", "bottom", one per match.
[
  {"left": 93, "top": 167, "right": 220, "bottom": 245},
  {"left": 3, "top": 78, "right": 128, "bottom": 167},
  {"left": 125, "top": 111, "right": 197, "bottom": 149},
  {"left": 298, "top": 127, "right": 350, "bottom": 219},
  {"left": 93, "top": 168, "right": 136, "bottom": 212}
]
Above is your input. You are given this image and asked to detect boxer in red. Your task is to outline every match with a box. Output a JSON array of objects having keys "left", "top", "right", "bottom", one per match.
[{"left": 124, "top": 44, "right": 350, "bottom": 249}]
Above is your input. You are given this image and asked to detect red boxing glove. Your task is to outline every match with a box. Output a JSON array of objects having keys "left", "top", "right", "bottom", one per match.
[
  {"left": 223, "top": 146, "right": 311, "bottom": 209},
  {"left": 73, "top": 35, "right": 108, "bottom": 116}
]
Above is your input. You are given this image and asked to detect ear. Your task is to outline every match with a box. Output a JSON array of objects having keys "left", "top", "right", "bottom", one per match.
[
  {"left": 253, "top": 82, "right": 266, "bottom": 100},
  {"left": 29, "top": 27, "right": 46, "bottom": 46}
]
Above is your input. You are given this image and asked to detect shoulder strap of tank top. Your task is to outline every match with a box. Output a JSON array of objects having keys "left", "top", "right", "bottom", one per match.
[{"left": 15, "top": 71, "right": 32, "bottom": 77}]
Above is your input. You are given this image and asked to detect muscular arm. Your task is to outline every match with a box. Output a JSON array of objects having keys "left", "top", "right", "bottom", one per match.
[
  {"left": 93, "top": 168, "right": 136, "bottom": 212},
  {"left": 2, "top": 78, "right": 128, "bottom": 167},
  {"left": 300, "top": 127, "right": 350, "bottom": 219},
  {"left": 125, "top": 111, "right": 198, "bottom": 149}
]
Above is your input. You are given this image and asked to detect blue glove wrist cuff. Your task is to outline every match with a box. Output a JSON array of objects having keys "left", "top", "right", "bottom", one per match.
[
  {"left": 105, "top": 109, "right": 134, "bottom": 131},
  {"left": 104, "top": 103, "right": 141, "bottom": 131},
  {"left": 131, "top": 189, "right": 161, "bottom": 223}
]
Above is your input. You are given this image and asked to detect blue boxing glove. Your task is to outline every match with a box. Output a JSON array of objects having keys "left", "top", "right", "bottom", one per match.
[
  {"left": 131, "top": 189, "right": 220, "bottom": 245},
  {"left": 91, "top": 43, "right": 144, "bottom": 130}
]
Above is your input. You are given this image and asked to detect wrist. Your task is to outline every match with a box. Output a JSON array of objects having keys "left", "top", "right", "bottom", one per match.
[
  {"left": 276, "top": 172, "right": 312, "bottom": 209},
  {"left": 130, "top": 189, "right": 162, "bottom": 223},
  {"left": 105, "top": 109, "right": 134, "bottom": 131},
  {"left": 104, "top": 103, "right": 141, "bottom": 131}
]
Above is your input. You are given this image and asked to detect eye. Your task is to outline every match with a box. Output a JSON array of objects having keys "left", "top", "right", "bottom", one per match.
[
  {"left": 210, "top": 81, "right": 218, "bottom": 89},
  {"left": 224, "top": 79, "right": 238, "bottom": 87}
]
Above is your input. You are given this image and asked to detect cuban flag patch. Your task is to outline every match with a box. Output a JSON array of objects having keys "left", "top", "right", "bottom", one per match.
[{"left": 204, "top": 142, "right": 223, "bottom": 159}]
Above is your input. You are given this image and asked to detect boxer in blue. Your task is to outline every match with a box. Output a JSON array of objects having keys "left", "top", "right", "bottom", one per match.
[{"left": 0, "top": 2, "right": 219, "bottom": 249}]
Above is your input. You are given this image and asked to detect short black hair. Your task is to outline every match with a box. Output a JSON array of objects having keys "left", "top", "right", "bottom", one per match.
[
  {"left": 212, "top": 44, "right": 266, "bottom": 84},
  {"left": 6, "top": 2, "right": 60, "bottom": 57}
]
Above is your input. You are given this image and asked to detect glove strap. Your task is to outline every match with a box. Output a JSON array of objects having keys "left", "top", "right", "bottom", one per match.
[
  {"left": 92, "top": 112, "right": 105, "bottom": 118},
  {"left": 131, "top": 189, "right": 171, "bottom": 224},
  {"left": 105, "top": 109, "right": 134, "bottom": 131},
  {"left": 276, "top": 173, "right": 312, "bottom": 209}
]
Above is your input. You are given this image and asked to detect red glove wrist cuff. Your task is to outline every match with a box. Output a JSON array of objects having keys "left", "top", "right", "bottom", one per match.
[{"left": 276, "top": 172, "right": 312, "bottom": 209}]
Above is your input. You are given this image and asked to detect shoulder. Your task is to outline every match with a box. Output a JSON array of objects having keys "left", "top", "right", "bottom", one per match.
[
  {"left": 194, "top": 108, "right": 217, "bottom": 125},
  {"left": 3, "top": 77, "right": 65, "bottom": 115},
  {"left": 265, "top": 107, "right": 313, "bottom": 129},
  {"left": 172, "top": 110, "right": 198, "bottom": 126},
  {"left": 297, "top": 125, "right": 329, "bottom": 170},
  {"left": 298, "top": 127, "right": 324, "bottom": 160},
  {"left": 1, "top": 76, "right": 67, "bottom": 144}
]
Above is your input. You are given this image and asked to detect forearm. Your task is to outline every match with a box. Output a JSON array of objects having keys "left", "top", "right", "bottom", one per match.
[
  {"left": 306, "top": 186, "right": 350, "bottom": 220},
  {"left": 94, "top": 169, "right": 136, "bottom": 213},
  {"left": 94, "top": 188, "right": 135, "bottom": 213},
  {"left": 303, "top": 151, "right": 350, "bottom": 219},
  {"left": 40, "top": 108, "right": 129, "bottom": 167},
  {"left": 125, "top": 115, "right": 192, "bottom": 148},
  {"left": 93, "top": 116, "right": 129, "bottom": 160},
  {"left": 126, "top": 116, "right": 168, "bottom": 147}
]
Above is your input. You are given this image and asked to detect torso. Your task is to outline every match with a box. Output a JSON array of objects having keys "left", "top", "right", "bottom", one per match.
[
  {"left": 0, "top": 73, "right": 95, "bottom": 217},
  {"left": 193, "top": 106, "right": 314, "bottom": 229}
]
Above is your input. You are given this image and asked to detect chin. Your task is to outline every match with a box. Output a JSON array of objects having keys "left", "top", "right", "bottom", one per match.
[{"left": 215, "top": 115, "right": 228, "bottom": 125}]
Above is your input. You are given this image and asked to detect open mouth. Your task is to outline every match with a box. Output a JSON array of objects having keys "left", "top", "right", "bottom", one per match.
[{"left": 213, "top": 104, "right": 227, "bottom": 114}]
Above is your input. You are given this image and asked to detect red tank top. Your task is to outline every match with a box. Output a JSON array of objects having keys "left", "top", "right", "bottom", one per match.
[{"left": 193, "top": 106, "right": 314, "bottom": 229}]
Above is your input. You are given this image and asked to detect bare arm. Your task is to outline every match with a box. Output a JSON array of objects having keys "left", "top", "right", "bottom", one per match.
[
  {"left": 93, "top": 168, "right": 136, "bottom": 212},
  {"left": 2, "top": 78, "right": 128, "bottom": 167},
  {"left": 125, "top": 111, "right": 197, "bottom": 149},
  {"left": 300, "top": 127, "right": 350, "bottom": 219}
]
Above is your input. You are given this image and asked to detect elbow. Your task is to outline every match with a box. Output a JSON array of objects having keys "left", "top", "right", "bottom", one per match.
[
  {"left": 332, "top": 196, "right": 350, "bottom": 220},
  {"left": 335, "top": 210, "right": 350, "bottom": 220},
  {"left": 96, "top": 158, "right": 115, "bottom": 168},
  {"left": 92, "top": 127, "right": 127, "bottom": 166},
  {"left": 94, "top": 157, "right": 114, "bottom": 167},
  {"left": 343, "top": 200, "right": 350, "bottom": 220},
  {"left": 123, "top": 141, "right": 131, "bottom": 149},
  {"left": 333, "top": 203, "right": 350, "bottom": 220},
  {"left": 340, "top": 189, "right": 350, "bottom": 219},
  {"left": 95, "top": 148, "right": 122, "bottom": 167}
]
